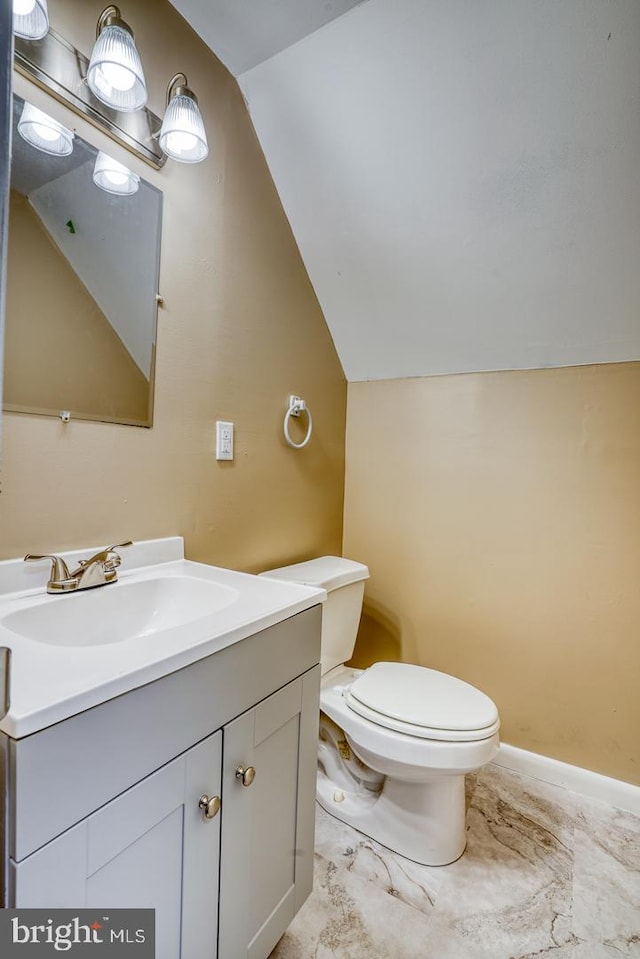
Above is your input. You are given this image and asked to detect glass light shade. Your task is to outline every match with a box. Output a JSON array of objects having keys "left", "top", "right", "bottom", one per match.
[
  {"left": 18, "top": 102, "right": 74, "bottom": 156},
  {"left": 13, "top": 0, "right": 49, "bottom": 40},
  {"left": 159, "top": 94, "right": 208, "bottom": 163},
  {"left": 93, "top": 151, "right": 139, "bottom": 195},
  {"left": 87, "top": 24, "right": 147, "bottom": 112}
]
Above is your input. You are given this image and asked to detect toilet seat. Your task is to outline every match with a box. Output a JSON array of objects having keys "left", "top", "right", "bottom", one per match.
[
  {"left": 345, "top": 662, "right": 500, "bottom": 743},
  {"left": 321, "top": 671, "right": 500, "bottom": 774}
]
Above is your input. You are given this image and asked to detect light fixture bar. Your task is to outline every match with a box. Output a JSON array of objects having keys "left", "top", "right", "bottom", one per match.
[{"left": 13, "top": 27, "right": 165, "bottom": 168}]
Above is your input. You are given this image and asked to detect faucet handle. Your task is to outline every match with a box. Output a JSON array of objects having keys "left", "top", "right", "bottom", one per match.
[
  {"left": 25, "top": 554, "right": 71, "bottom": 579},
  {"left": 73, "top": 541, "right": 133, "bottom": 576},
  {"left": 105, "top": 540, "right": 134, "bottom": 553},
  {"left": 77, "top": 541, "right": 132, "bottom": 563},
  {"left": 24, "top": 554, "right": 77, "bottom": 592},
  {"left": 101, "top": 541, "right": 133, "bottom": 570}
]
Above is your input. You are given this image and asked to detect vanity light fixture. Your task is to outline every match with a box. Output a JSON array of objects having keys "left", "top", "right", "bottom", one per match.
[
  {"left": 159, "top": 73, "right": 208, "bottom": 164},
  {"left": 12, "top": 0, "right": 49, "bottom": 40},
  {"left": 17, "top": 101, "right": 74, "bottom": 156},
  {"left": 92, "top": 150, "right": 140, "bottom": 195},
  {"left": 87, "top": 5, "right": 147, "bottom": 113}
]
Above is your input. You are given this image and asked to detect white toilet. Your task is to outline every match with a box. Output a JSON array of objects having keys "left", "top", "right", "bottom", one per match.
[{"left": 260, "top": 556, "right": 500, "bottom": 866}]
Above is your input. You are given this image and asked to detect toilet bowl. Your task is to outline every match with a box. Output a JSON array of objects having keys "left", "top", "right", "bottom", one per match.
[{"left": 260, "top": 557, "right": 500, "bottom": 866}]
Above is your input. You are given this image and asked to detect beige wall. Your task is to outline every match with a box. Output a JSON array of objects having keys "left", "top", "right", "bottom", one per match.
[
  {"left": 0, "top": 0, "right": 346, "bottom": 571},
  {"left": 344, "top": 363, "right": 640, "bottom": 785},
  {"left": 5, "top": 191, "right": 149, "bottom": 422}
]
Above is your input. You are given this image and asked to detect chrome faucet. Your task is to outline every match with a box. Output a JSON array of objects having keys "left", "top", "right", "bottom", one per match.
[{"left": 25, "top": 542, "right": 133, "bottom": 594}]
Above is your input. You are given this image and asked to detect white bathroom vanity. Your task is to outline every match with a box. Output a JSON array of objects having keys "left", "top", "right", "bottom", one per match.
[{"left": 0, "top": 538, "right": 325, "bottom": 959}]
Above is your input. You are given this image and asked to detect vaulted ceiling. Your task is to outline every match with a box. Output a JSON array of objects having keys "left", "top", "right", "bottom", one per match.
[
  {"left": 172, "top": 0, "right": 640, "bottom": 382},
  {"left": 169, "top": 0, "right": 368, "bottom": 76}
]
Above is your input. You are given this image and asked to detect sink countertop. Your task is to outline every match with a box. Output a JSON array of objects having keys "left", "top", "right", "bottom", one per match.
[{"left": 0, "top": 537, "right": 326, "bottom": 739}]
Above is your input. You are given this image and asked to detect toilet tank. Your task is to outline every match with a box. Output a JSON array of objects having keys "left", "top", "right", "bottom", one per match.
[{"left": 259, "top": 557, "right": 370, "bottom": 676}]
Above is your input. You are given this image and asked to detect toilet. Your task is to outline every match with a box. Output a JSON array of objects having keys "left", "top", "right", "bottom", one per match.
[{"left": 260, "top": 556, "right": 500, "bottom": 866}]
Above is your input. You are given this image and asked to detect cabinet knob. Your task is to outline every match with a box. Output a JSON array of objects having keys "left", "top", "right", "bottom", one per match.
[
  {"left": 198, "top": 794, "right": 221, "bottom": 820},
  {"left": 235, "top": 764, "right": 256, "bottom": 787}
]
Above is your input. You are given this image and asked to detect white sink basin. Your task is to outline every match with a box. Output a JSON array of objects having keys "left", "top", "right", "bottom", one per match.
[
  {"left": 1, "top": 576, "right": 239, "bottom": 647},
  {"left": 0, "top": 537, "right": 326, "bottom": 738}
]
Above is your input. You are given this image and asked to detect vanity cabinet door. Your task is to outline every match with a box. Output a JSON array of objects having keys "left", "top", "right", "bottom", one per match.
[
  {"left": 218, "top": 666, "right": 320, "bottom": 959},
  {"left": 11, "top": 731, "right": 222, "bottom": 959}
]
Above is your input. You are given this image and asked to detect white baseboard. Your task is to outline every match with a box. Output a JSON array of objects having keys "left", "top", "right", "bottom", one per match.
[{"left": 494, "top": 743, "right": 640, "bottom": 817}]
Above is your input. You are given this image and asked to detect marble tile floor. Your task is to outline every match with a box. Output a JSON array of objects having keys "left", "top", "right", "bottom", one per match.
[{"left": 270, "top": 764, "right": 640, "bottom": 959}]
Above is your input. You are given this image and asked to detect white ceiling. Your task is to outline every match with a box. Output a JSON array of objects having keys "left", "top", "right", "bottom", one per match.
[
  {"left": 169, "top": 0, "right": 368, "bottom": 76},
  {"left": 239, "top": 0, "right": 640, "bottom": 380}
]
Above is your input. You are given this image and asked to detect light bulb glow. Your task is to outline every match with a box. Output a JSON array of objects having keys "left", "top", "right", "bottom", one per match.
[
  {"left": 105, "top": 170, "right": 128, "bottom": 187},
  {"left": 18, "top": 102, "right": 74, "bottom": 156},
  {"left": 14, "top": 0, "right": 36, "bottom": 16},
  {"left": 33, "top": 122, "right": 59, "bottom": 141},
  {"left": 164, "top": 130, "right": 198, "bottom": 154},
  {"left": 95, "top": 61, "right": 137, "bottom": 93}
]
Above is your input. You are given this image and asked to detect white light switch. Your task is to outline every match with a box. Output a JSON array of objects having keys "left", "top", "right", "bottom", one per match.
[{"left": 216, "top": 421, "right": 234, "bottom": 461}]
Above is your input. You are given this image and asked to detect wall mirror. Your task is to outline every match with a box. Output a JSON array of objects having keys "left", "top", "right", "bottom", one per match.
[{"left": 3, "top": 92, "right": 162, "bottom": 427}]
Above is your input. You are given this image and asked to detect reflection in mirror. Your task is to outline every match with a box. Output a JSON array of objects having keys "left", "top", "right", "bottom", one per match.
[{"left": 4, "top": 94, "right": 162, "bottom": 427}]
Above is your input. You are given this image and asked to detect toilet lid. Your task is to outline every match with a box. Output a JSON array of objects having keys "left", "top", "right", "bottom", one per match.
[{"left": 347, "top": 662, "right": 499, "bottom": 739}]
